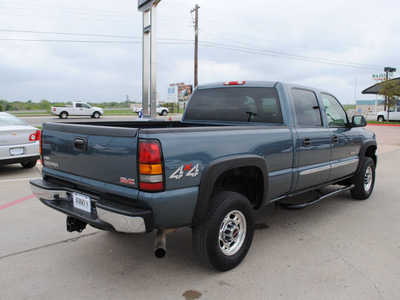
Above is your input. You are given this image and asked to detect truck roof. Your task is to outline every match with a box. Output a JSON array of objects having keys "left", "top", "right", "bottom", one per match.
[
  {"left": 195, "top": 81, "right": 335, "bottom": 98},
  {"left": 196, "top": 81, "right": 279, "bottom": 90}
]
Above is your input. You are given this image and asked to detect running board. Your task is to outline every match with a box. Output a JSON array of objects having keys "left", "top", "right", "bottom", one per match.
[{"left": 279, "top": 184, "right": 355, "bottom": 210}]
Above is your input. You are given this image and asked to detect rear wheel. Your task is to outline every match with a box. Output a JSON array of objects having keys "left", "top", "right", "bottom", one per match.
[
  {"left": 377, "top": 115, "right": 384, "bottom": 122},
  {"left": 351, "top": 157, "right": 375, "bottom": 200},
  {"left": 60, "top": 112, "right": 68, "bottom": 119},
  {"left": 192, "top": 191, "right": 254, "bottom": 271},
  {"left": 21, "top": 160, "right": 37, "bottom": 168}
]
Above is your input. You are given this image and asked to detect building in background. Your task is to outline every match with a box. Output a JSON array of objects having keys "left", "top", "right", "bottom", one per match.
[{"left": 356, "top": 100, "right": 385, "bottom": 115}]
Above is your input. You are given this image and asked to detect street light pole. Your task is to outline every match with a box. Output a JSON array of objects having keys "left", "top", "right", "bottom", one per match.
[{"left": 383, "top": 67, "right": 397, "bottom": 111}]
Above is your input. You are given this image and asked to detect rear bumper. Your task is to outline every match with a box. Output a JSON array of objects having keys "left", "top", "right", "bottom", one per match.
[
  {"left": 30, "top": 178, "right": 153, "bottom": 233},
  {"left": 0, "top": 155, "right": 40, "bottom": 166}
]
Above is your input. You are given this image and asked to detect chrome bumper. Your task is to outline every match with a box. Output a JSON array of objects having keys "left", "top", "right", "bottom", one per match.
[{"left": 30, "top": 178, "right": 152, "bottom": 233}]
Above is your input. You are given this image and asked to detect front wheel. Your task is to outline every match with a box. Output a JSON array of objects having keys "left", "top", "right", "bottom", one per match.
[
  {"left": 92, "top": 111, "right": 101, "bottom": 118},
  {"left": 192, "top": 191, "right": 254, "bottom": 271},
  {"left": 351, "top": 157, "right": 375, "bottom": 200},
  {"left": 377, "top": 115, "right": 384, "bottom": 122}
]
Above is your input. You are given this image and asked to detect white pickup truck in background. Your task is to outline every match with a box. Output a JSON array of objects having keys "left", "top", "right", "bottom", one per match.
[
  {"left": 133, "top": 105, "right": 169, "bottom": 116},
  {"left": 377, "top": 106, "right": 400, "bottom": 121},
  {"left": 51, "top": 102, "right": 104, "bottom": 119}
]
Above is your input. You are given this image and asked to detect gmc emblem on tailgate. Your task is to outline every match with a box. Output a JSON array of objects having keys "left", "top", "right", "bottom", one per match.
[{"left": 120, "top": 177, "right": 135, "bottom": 186}]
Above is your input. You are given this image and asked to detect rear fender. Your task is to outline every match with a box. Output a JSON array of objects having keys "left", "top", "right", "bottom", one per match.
[{"left": 191, "top": 155, "right": 268, "bottom": 227}]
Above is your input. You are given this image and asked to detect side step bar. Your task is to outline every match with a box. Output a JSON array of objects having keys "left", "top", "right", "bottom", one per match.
[{"left": 280, "top": 184, "right": 355, "bottom": 210}]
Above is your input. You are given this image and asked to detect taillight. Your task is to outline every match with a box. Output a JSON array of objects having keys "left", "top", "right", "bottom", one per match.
[
  {"left": 223, "top": 81, "right": 246, "bottom": 86},
  {"left": 138, "top": 139, "right": 164, "bottom": 192},
  {"left": 29, "top": 130, "right": 41, "bottom": 141}
]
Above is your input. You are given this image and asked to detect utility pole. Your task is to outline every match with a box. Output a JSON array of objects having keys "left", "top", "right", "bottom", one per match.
[{"left": 191, "top": 5, "right": 200, "bottom": 88}]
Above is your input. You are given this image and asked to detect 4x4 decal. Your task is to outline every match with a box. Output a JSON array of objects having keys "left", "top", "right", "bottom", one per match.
[{"left": 169, "top": 164, "right": 200, "bottom": 180}]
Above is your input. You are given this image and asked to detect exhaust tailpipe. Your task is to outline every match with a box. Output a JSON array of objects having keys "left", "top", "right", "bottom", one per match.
[{"left": 154, "top": 229, "right": 177, "bottom": 258}]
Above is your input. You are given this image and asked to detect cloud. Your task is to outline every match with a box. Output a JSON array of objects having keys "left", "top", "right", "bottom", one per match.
[{"left": 0, "top": 0, "right": 399, "bottom": 104}]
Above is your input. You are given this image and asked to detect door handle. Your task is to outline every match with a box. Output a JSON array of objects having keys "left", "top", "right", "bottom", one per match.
[
  {"left": 302, "top": 138, "right": 311, "bottom": 147},
  {"left": 332, "top": 136, "right": 339, "bottom": 144},
  {"left": 74, "top": 138, "right": 88, "bottom": 151}
]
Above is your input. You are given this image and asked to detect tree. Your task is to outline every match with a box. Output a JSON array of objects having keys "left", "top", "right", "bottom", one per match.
[
  {"left": 378, "top": 79, "right": 400, "bottom": 121},
  {"left": 39, "top": 100, "right": 52, "bottom": 113}
]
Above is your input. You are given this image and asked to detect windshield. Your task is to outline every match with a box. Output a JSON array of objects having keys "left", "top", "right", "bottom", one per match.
[
  {"left": 184, "top": 87, "right": 282, "bottom": 123},
  {"left": 0, "top": 115, "right": 26, "bottom": 126}
]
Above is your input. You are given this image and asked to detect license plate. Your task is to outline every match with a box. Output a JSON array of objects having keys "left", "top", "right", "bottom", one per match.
[
  {"left": 10, "top": 147, "right": 24, "bottom": 156},
  {"left": 73, "top": 193, "right": 91, "bottom": 213}
]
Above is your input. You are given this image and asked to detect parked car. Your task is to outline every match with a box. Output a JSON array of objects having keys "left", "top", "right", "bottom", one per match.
[
  {"left": 377, "top": 106, "right": 400, "bottom": 121},
  {"left": 133, "top": 105, "right": 169, "bottom": 116},
  {"left": 0, "top": 112, "right": 40, "bottom": 168},
  {"left": 51, "top": 102, "right": 103, "bottom": 119}
]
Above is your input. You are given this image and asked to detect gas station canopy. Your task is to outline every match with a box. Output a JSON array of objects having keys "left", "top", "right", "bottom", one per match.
[{"left": 361, "top": 77, "right": 400, "bottom": 95}]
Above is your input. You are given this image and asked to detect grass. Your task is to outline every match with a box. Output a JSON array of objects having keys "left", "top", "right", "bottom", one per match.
[
  {"left": 368, "top": 120, "right": 400, "bottom": 125},
  {"left": 103, "top": 109, "right": 135, "bottom": 115}
]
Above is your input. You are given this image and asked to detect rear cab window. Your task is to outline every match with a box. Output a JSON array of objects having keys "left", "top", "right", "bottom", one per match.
[{"left": 184, "top": 87, "right": 283, "bottom": 124}]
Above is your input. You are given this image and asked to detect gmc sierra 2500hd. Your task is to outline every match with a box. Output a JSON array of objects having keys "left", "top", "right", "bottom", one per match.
[{"left": 30, "top": 81, "right": 377, "bottom": 271}]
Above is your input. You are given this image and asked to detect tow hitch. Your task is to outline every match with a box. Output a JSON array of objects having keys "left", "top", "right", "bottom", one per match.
[{"left": 66, "top": 216, "right": 87, "bottom": 233}]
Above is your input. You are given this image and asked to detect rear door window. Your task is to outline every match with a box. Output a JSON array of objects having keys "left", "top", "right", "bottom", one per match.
[{"left": 291, "top": 88, "right": 322, "bottom": 126}]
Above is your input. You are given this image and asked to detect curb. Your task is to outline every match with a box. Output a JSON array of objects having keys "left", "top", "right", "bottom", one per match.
[{"left": 367, "top": 123, "right": 400, "bottom": 127}]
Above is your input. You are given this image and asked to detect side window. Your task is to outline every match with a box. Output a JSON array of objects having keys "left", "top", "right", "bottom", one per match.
[
  {"left": 291, "top": 88, "right": 322, "bottom": 126},
  {"left": 397, "top": 107, "right": 400, "bottom": 112},
  {"left": 321, "top": 93, "right": 348, "bottom": 127},
  {"left": 75, "top": 103, "right": 81, "bottom": 108}
]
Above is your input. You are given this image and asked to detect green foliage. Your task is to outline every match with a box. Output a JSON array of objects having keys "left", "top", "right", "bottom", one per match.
[
  {"left": 0, "top": 99, "right": 140, "bottom": 112},
  {"left": 378, "top": 79, "right": 400, "bottom": 110}
]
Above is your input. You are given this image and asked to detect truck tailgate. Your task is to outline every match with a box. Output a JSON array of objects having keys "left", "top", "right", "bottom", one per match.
[{"left": 41, "top": 122, "right": 139, "bottom": 188}]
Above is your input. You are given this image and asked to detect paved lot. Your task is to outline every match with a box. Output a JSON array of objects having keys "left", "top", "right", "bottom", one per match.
[{"left": 0, "top": 125, "right": 399, "bottom": 300}]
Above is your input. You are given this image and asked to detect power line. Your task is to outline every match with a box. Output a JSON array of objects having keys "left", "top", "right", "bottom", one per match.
[
  {"left": 0, "top": 38, "right": 192, "bottom": 45},
  {"left": 198, "top": 42, "right": 382, "bottom": 70},
  {"left": 0, "top": 29, "right": 193, "bottom": 43}
]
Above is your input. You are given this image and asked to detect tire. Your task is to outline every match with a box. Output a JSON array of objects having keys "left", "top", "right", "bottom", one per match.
[
  {"left": 60, "top": 112, "right": 68, "bottom": 119},
  {"left": 350, "top": 157, "right": 375, "bottom": 200},
  {"left": 21, "top": 160, "right": 37, "bottom": 168},
  {"left": 192, "top": 191, "right": 254, "bottom": 271},
  {"left": 92, "top": 111, "right": 101, "bottom": 118},
  {"left": 161, "top": 110, "right": 168, "bottom": 116},
  {"left": 377, "top": 116, "right": 384, "bottom": 122}
]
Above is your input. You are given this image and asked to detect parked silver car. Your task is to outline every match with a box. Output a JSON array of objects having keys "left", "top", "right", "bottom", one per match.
[{"left": 0, "top": 112, "right": 40, "bottom": 168}]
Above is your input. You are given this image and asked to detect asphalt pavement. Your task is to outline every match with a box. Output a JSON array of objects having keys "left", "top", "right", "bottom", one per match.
[{"left": 0, "top": 123, "right": 399, "bottom": 300}]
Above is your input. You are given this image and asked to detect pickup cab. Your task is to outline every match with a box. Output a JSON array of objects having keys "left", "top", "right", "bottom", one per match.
[
  {"left": 31, "top": 81, "right": 377, "bottom": 271},
  {"left": 377, "top": 106, "right": 400, "bottom": 121},
  {"left": 51, "top": 102, "right": 103, "bottom": 119}
]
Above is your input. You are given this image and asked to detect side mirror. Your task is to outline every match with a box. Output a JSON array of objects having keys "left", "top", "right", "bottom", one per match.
[{"left": 352, "top": 115, "right": 367, "bottom": 127}]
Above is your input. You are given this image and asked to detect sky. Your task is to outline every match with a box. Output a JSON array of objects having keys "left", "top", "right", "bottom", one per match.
[{"left": 0, "top": 0, "right": 399, "bottom": 104}]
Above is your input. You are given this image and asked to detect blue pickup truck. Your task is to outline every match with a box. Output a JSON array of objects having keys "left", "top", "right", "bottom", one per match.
[{"left": 30, "top": 81, "right": 377, "bottom": 271}]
